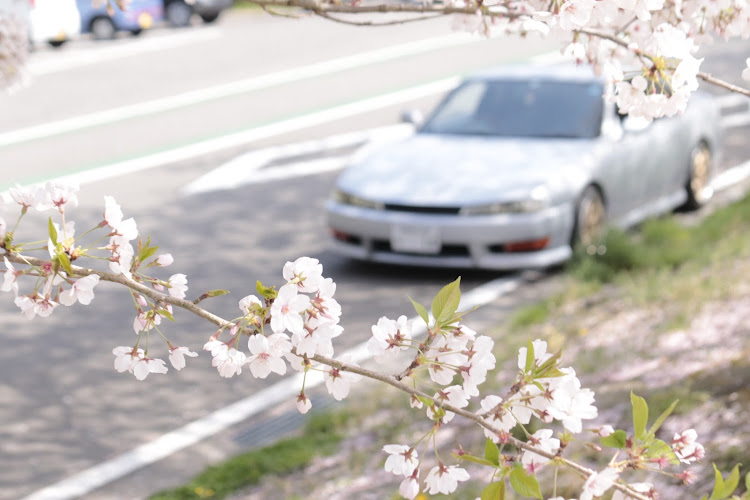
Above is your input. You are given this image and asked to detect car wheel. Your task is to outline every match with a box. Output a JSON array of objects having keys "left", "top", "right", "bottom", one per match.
[
  {"left": 200, "top": 11, "right": 220, "bottom": 23},
  {"left": 166, "top": 0, "right": 193, "bottom": 27},
  {"left": 573, "top": 185, "right": 606, "bottom": 253},
  {"left": 684, "top": 141, "right": 713, "bottom": 210},
  {"left": 91, "top": 17, "right": 116, "bottom": 40}
]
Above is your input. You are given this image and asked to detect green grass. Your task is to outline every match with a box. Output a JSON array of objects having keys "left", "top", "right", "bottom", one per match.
[
  {"left": 567, "top": 193, "right": 750, "bottom": 284},
  {"left": 149, "top": 412, "right": 350, "bottom": 500}
]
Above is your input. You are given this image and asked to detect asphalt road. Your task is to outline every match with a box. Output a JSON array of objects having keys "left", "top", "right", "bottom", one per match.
[{"left": 0, "top": 10, "right": 749, "bottom": 500}]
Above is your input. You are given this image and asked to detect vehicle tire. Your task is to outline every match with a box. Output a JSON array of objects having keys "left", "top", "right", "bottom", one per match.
[
  {"left": 573, "top": 185, "right": 606, "bottom": 253},
  {"left": 91, "top": 17, "right": 116, "bottom": 40},
  {"left": 200, "top": 11, "right": 220, "bottom": 23},
  {"left": 166, "top": 0, "right": 192, "bottom": 27},
  {"left": 47, "top": 40, "right": 66, "bottom": 48},
  {"left": 683, "top": 141, "right": 713, "bottom": 210}
]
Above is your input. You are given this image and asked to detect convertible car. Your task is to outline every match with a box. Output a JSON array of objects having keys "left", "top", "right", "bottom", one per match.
[{"left": 325, "top": 64, "right": 722, "bottom": 270}]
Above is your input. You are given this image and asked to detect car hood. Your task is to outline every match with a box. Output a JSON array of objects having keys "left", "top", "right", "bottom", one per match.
[{"left": 337, "top": 133, "right": 598, "bottom": 206}]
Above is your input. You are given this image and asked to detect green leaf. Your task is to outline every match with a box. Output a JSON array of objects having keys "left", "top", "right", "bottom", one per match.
[
  {"left": 509, "top": 466, "right": 543, "bottom": 499},
  {"left": 159, "top": 309, "right": 176, "bottom": 322},
  {"left": 409, "top": 297, "right": 430, "bottom": 325},
  {"left": 57, "top": 252, "right": 73, "bottom": 275},
  {"left": 601, "top": 430, "right": 627, "bottom": 449},
  {"left": 645, "top": 439, "right": 679, "bottom": 465},
  {"left": 48, "top": 217, "right": 58, "bottom": 244},
  {"left": 745, "top": 470, "right": 750, "bottom": 493},
  {"left": 481, "top": 481, "right": 506, "bottom": 500},
  {"left": 631, "top": 392, "right": 649, "bottom": 440},
  {"left": 256, "top": 281, "right": 277, "bottom": 300},
  {"left": 485, "top": 438, "right": 500, "bottom": 466},
  {"left": 431, "top": 277, "right": 461, "bottom": 326},
  {"left": 710, "top": 464, "right": 741, "bottom": 500},
  {"left": 140, "top": 245, "right": 159, "bottom": 262},
  {"left": 206, "top": 289, "right": 229, "bottom": 298},
  {"left": 457, "top": 454, "right": 497, "bottom": 467},
  {"left": 524, "top": 339, "right": 535, "bottom": 373},
  {"left": 648, "top": 399, "right": 679, "bottom": 436}
]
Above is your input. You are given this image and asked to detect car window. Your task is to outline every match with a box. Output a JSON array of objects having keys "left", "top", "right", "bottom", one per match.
[{"left": 421, "top": 79, "right": 604, "bottom": 139}]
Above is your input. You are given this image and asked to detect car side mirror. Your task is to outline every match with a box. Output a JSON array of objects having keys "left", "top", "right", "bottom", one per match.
[{"left": 400, "top": 109, "right": 424, "bottom": 127}]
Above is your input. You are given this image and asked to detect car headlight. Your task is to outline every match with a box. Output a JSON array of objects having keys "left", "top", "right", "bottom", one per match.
[
  {"left": 334, "top": 190, "right": 384, "bottom": 210},
  {"left": 460, "top": 186, "right": 550, "bottom": 215}
]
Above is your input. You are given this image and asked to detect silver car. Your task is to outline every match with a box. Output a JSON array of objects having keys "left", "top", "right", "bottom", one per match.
[{"left": 325, "top": 64, "right": 722, "bottom": 270}]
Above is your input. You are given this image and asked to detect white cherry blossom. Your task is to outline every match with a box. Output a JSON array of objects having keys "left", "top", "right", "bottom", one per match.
[
  {"left": 270, "top": 283, "right": 310, "bottom": 335},
  {"left": 132, "top": 357, "right": 168, "bottom": 380},
  {"left": 113, "top": 346, "right": 143, "bottom": 373},
  {"left": 581, "top": 467, "right": 619, "bottom": 500},
  {"left": 424, "top": 464, "right": 470, "bottom": 495},
  {"left": 59, "top": 275, "right": 100, "bottom": 306},
  {"left": 212, "top": 348, "right": 246, "bottom": 378},
  {"left": 283, "top": 256, "right": 323, "bottom": 293},
  {"left": 521, "top": 429, "right": 560, "bottom": 472},
  {"left": 296, "top": 392, "right": 312, "bottom": 414},
  {"left": 428, "top": 385, "right": 469, "bottom": 423},
  {"left": 383, "top": 444, "right": 418, "bottom": 476},
  {"left": 368, "top": 315, "right": 412, "bottom": 362},
  {"left": 247, "top": 334, "right": 289, "bottom": 378},
  {"left": 324, "top": 355, "right": 361, "bottom": 400},
  {"left": 168, "top": 346, "right": 198, "bottom": 370},
  {"left": 399, "top": 476, "right": 420, "bottom": 500},
  {"left": 168, "top": 274, "right": 188, "bottom": 299},
  {"left": 156, "top": 253, "right": 174, "bottom": 266},
  {"left": 1, "top": 257, "right": 18, "bottom": 295}
]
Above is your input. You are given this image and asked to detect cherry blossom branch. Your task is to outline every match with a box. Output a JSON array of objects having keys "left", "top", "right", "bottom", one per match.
[
  {"left": 238, "top": 0, "right": 519, "bottom": 18},
  {"left": 314, "top": 10, "right": 446, "bottom": 26},
  {"left": 312, "top": 352, "right": 650, "bottom": 500},
  {"left": 697, "top": 71, "right": 750, "bottom": 98},
  {"left": 3, "top": 248, "right": 648, "bottom": 499},
  {"left": 2, "top": 251, "right": 235, "bottom": 331}
]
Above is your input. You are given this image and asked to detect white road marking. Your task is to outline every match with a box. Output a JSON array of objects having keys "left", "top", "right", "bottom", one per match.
[
  {"left": 712, "top": 158, "right": 750, "bottom": 192},
  {"left": 27, "top": 28, "right": 223, "bottom": 76},
  {"left": 721, "top": 112, "right": 750, "bottom": 129},
  {"left": 2, "top": 32, "right": 488, "bottom": 148},
  {"left": 46, "top": 77, "right": 460, "bottom": 187},
  {"left": 715, "top": 93, "right": 749, "bottom": 110},
  {"left": 22, "top": 274, "right": 523, "bottom": 500},
  {"left": 182, "top": 123, "right": 414, "bottom": 194}
]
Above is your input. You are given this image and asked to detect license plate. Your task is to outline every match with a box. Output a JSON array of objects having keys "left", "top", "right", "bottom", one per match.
[{"left": 390, "top": 224, "right": 441, "bottom": 254}]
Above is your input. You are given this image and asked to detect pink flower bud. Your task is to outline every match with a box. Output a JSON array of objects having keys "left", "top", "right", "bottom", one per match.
[{"left": 156, "top": 253, "right": 174, "bottom": 266}]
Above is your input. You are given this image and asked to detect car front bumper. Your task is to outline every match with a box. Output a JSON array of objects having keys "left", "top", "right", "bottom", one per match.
[{"left": 326, "top": 201, "right": 575, "bottom": 270}]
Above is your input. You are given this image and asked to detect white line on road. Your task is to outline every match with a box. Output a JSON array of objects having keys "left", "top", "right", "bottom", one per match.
[
  {"left": 27, "top": 28, "right": 223, "bottom": 76},
  {"left": 22, "top": 274, "right": 523, "bottom": 500},
  {"left": 182, "top": 123, "right": 414, "bottom": 194},
  {"left": 47, "top": 77, "right": 460, "bottom": 187},
  {"left": 1, "top": 32, "right": 486, "bottom": 148}
]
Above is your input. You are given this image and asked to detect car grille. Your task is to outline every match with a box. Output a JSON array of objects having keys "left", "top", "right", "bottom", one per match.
[
  {"left": 383, "top": 204, "right": 462, "bottom": 215},
  {"left": 372, "top": 239, "right": 470, "bottom": 256}
]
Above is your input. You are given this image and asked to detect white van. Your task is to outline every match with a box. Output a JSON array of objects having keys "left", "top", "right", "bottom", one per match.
[{"left": 29, "top": 0, "right": 81, "bottom": 47}]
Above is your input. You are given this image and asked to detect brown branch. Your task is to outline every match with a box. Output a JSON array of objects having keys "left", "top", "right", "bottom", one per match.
[
  {"left": 315, "top": 10, "right": 445, "bottom": 26},
  {"left": 240, "top": 0, "right": 520, "bottom": 18},
  {"left": 4, "top": 252, "right": 235, "bottom": 331},
  {"left": 697, "top": 71, "right": 750, "bottom": 98}
]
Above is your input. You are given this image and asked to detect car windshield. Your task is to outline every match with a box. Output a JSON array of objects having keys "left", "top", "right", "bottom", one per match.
[{"left": 420, "top": 79, "right": 604, "bottom": 139}]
